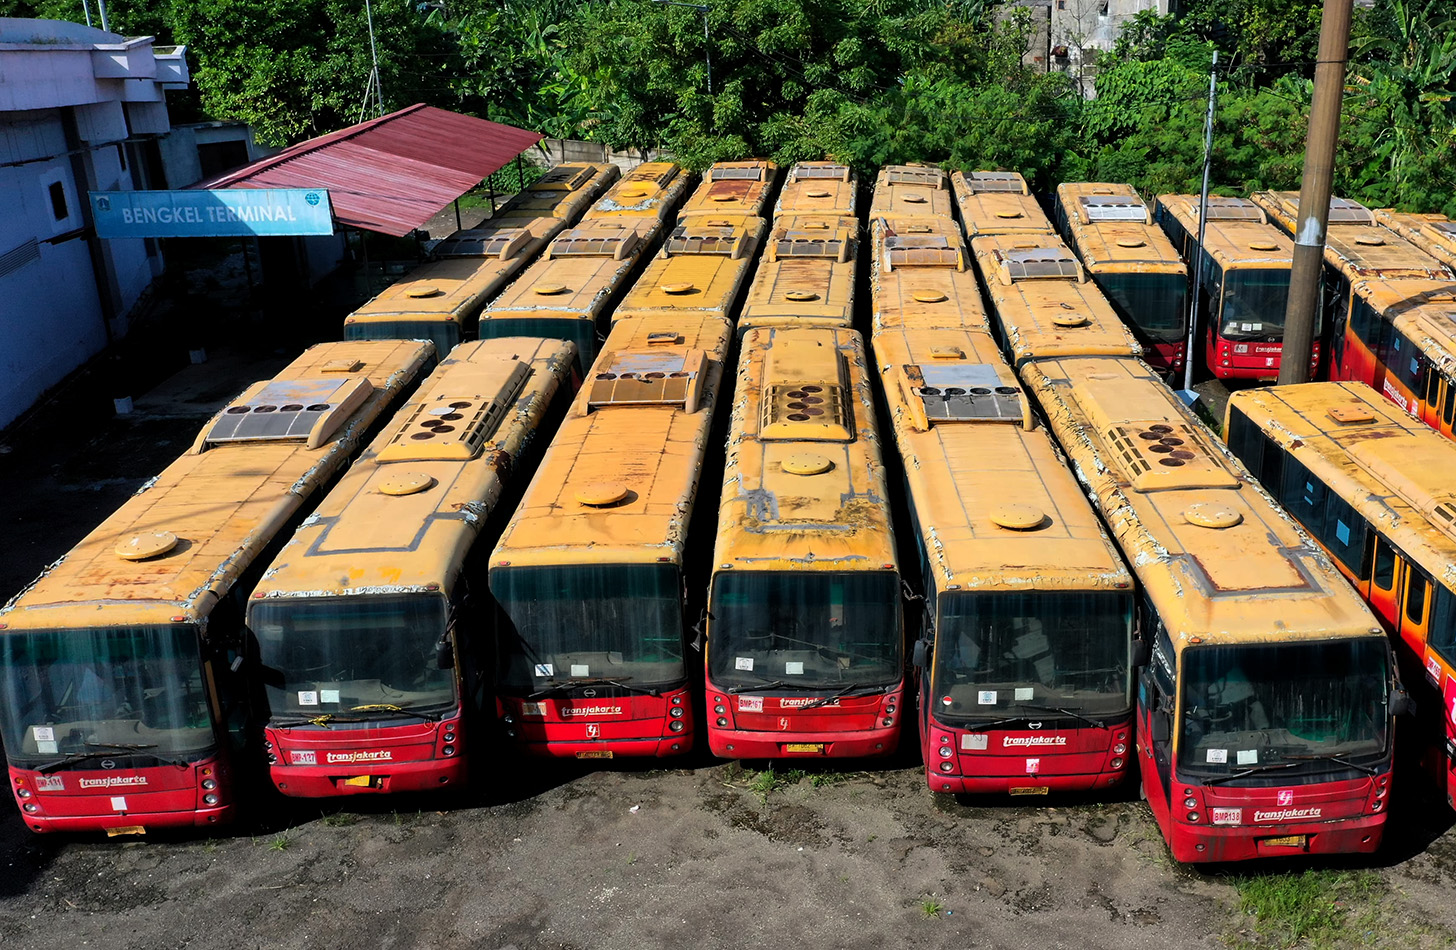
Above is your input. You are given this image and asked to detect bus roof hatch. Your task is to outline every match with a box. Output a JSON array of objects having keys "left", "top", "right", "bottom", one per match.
[{"left": 204, "top": 376, "right": 373, "bottom": 450}]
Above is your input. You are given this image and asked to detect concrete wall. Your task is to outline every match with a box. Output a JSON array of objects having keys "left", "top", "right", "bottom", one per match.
[{"left": 533, "top": 139, "right": 669, "bottom": 173}]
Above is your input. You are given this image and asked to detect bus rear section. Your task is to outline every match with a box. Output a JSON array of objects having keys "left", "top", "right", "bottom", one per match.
[
  {"left": 678, "top": 160, "right": 780, "bottom": 219},
  {"left": 950, "top": 170, "right": 1056, "bottom": 239},
  {"left": 490, "top": 315, "right": 734, "bottom": 759},
  {"left": 738, "top": 214, "right": 859, "bottom": 335},
  {"left": 706, "top": 327, "right": 903, "bottom": 759},
  {"left": 774, "top": 162, "right": 858, "bottom": 218},
  {"left": 869, "top": 165, "right": 954, "bottom": 220},
  {"left": 1054, "top": 182, "right": 1188, "bottom": 374},
  {"left": 491, "top": 162, "right": 621, "bottom": 225},
  {"left": 0, "top": 341, "right": 433, "bottom": 833},
  {"left": 245, "top": 338, "right": 577, "bottom": 797},
  {"left": 869, "top": 216, "right": 987, "bottom": 335}
]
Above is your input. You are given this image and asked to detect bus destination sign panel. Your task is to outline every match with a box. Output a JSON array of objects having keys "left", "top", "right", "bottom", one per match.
[{"left": 89, "top": 189, "right": 335, "bottom": 238}]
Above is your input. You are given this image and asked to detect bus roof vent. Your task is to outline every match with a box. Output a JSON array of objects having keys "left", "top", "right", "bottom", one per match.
[
  {"left": 967, "top": 171, "right": 1027, "bottom": 194},
  {"left": 587, "top": 348, "right": 709, "bottom": 413},
  {"left": 1079, "top": 194, "right": 1148, "bottom": 222},
  {"left": 434, "top": 227, "right": 533, "bottom": 260},
  {"left": 773, "top": 228, "right": 852, "bottom": 262},
  {"left": 532, "top": 164, "right": 596, "bottom": 191},
  {"left": 548, "top": 228, "right": 640, "bottom": 260},
  {"left": 884, "top": 233, "right": 963, "bottom": 270},
  {"left": 793, "top": 163, "right": 851, "bottom": 181},
  {"left": 760, "top": 337, "right": 852, "bottom": 441},
  {"left": 665, "top": 223, "right": 749, "bottom": 258},
  {"left": 1104, "top": 422, "right": 1241, "bottom": 492},
  {"left": 377, "top": 358, "right": 531, "bottom": 462},
  {"left": 1202, "top": 196, "right": 1265, "bottom": 221},
  {"left": 1327, "top": 405, "right": 1376, "bottom": 425},
  {"left": 904, "top": 363, "right": 1022, "bottom": 425},
  {"left": 1328, "top": 196, "right": 1375, "bottom": 223},
  {"left": 205, "top": 376, "right": 373, "bottom": 450},
  {"left": 1432, "top": 221, "right": 1456, "bottom": 237},
  {"left": 886, "top": 167, "right": 944, "bottom": 187},
  {"left": 999, "top": 246, "right": 1082, "bottom": 281},
  {"left": 710, "top": 164, "right": 766, "bottom": 181},
  {"left": 1348, "top": 437, "right": 1456, "bottom": 543},
  {"left": 623, "top": 163, "right": 679, "bottom": 187}
]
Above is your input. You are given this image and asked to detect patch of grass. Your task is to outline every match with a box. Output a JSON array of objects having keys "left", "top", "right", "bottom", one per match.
[
  {"left": 809, "top": 770, "right": 859, "bottom": 788},
  {"left": 919, "top": 897, "right": 945, "bottom": 919},
  {"left": 268, "top": 834, "right": 291, "bottom": 852},
  {"left": 738, "top": 765, "right": 800, "bottom": 804},
  {"left": 1227, "top": 869, "right": 1378, "bottom": 950},
  {"left": 321, "top": 812, "right": 359, "bottom": 828}
]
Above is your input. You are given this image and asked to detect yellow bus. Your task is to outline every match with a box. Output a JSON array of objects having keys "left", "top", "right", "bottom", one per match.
[
  {"left": 491, "top": 162, "right": 621, "bottom": 224},
  {"left": 950, "top": 171, "right": 1056, "bottom": 238},
  {"left": 612, "top": 214, "right": 767, "bottom": 326},
  {"left": 1016, "top": 354, "right": 1398, "bottom": 862},
  {"left": 871, "top": 319, "right": 1138, "bottom": 795},
  {"left": 738, "top": 214, "right": 859, "bottom": 335},
  {"left": 1250, "top": 192, "right": 1450, "bottom": 285},
  {"left": 705, "top": 326, "right": 903, "bottom": 759},
  {"left": 775, "top": 161, "right": 858, "bottom": 218},
  {"left": 490, "top": 314, "right": 734, "bottom": 758},
  {"left": 1053, "top": 182, "right": 1189, "bottom": 375},
  {"left": 1225, "top": 381, "right": 1451, "bottom": 809},
  {"left": 678, "top": 160, "right": 780, "bottom": 219},
  {"left": 1374, "top": 209, "right": 1456, "bottom": 271},
  {"left": 581, "top": 161, "right": 693, "bottom": 232},
  {"left": 245, "top": 337, "right": 577, "bottom": 798},
  {"left": 869, "top": 216, "right": 987, "bottom": 335},
  {"left": 477, "top": 220, "right": 655, "bottom": 373},
  {"left": 869, "top": 165, "right": 954, "bottom": 220},
  {"left": 1154, "top": 194, "right": 1300, "bottom": 380},
  {"left": 969, "top": 233, "right": 1142, "bottom": 368},
  {"left": 0, "top": 340, "right": 434, "bottom": 834}
]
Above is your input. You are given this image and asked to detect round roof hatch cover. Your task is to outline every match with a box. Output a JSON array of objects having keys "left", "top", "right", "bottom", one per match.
[
  {"left": 1355, "top": 235, "right": 1386, "bottom": 246},
  {"left": 785, "top": 290, "right": 819, "bottom": 301},
  {"left": 996, "top": 211, "right": 1024, "bottom": 219},
  {"left": 116, "top": 531, "right": 179, "bottom": 561},
  {"left": 1115, "top": 238, "right": 1146, "bottom": 248},
  {"left": 534, "top": 283, "right": 568, "bottom": 295},
  {"left": 380, "top": 472, "right": 436, "bottom": 496},
  {"left": 1052, "top": 312, "right": 1090, "bottom": 328},
  {"left": 782, "top": 453, "right": 834, "bottom": 476},
  {"left": 805, "top": 189, "right": 832, "bottom": 198},
  {"left": 1249, "top": 241, "right": 1280, "bottom": 251},
  {"left": 617, "top": 187, "right": 648, "bottom": 198},
  {"left": 990, "top": 505, "right": 1046, "bottom": 530},
  {"left": 576, "top": 482, "right": 630, "bottom": 506},
  {"left": 406, "top": 284, "right": 443, "bottom": 298},
  {"left": 913, "top": 291, "right": 948, "bottom": 303},
  {"left": 902, "top": 194, "right": 928, "bottom": 204},
  {"left": 1184, "top": 502, "right": 1243, "bottom": 529},
  {"left": 661, "top": 283, "right": 697, "bottom": 295}
]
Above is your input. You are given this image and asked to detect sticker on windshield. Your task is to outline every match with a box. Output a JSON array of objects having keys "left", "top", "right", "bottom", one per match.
[
  {"left": 534, "top": 664, "right": 555, "bottom": 677},
  {"left": 784, "top": 662, "right": 805, "bottom": 675},
  {"left": 962, "top": 734, "right": 988, "bottom": 751},
  {"left": 35, "top": 775, "right": 63, "bottom": 792},
  {"left": 298, "top": 690, "right": 319, "bottom": 706},
  {"left": 571, "top": 664, "right": 590, "bottom": 677},
  {"left": 1237, "top": 749, "right": 1259, "bottom": 765},
  {"left": 1025, "top": 758, "right": 1040, "bottom": 774},
  {"left": 1206, "top": 748, "right": 1228, "bottom": 764},
  {"left": 735, "top": 657, "right": 754, "bottom": 671},
  {"left": 1014, "top": 687, "right": 1034, "bottom": 701},
  {"left": 37, "top": 740, "right": 58, "bottom": 754},
  {"left": 738, "top": 696, "right": 763, "bottom": 712},
  {"left": 110, "top": 797, "right": 128, "bottom": 812},
  {"left": 320, "top": 689, "right": 340, "bottom": 704},
  {"left": 32, "top": 726, "right": 54, "bottom": 742},
  {"left": 977, "top": 690, "right": 997, "bottom": 705}
]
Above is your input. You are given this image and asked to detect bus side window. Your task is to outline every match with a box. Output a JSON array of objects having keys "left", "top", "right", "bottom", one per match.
[
  {"left": 1225, "top": 407, "right": 1263, "bottom": 479},
  {"left": 1325, "top": 497, "right": 1370, "bottom": 580},
  {"left": 1373, "top": 537, "right": 1396, "bottom": 592},
  {"left": 1444, "top": 375, "right": 1456, "bottom": 427},
  {"left": 1279, "top": 455, "right": 1327, "bottom": 539},
  {"left": 1405, "top": 568, "right": 1429, "bottom": 627},
  {"left": 1429, "top": 584, "right": 1455, "bottom": 660},
  {"left": 1350, "top": 295, "right": 1376, "bottom": 345}
]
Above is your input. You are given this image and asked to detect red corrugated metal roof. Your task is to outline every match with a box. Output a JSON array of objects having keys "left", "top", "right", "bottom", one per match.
[{"left": 194, "top": 104, "right": 543, "bottom": 237}]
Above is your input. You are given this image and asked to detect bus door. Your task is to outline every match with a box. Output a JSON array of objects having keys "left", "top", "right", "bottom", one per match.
[
  {"left": 1139, "top": 624, "right": 1176, "bottom": 806},
  {"left": 1419, "top": 362, "right": 1456, "bottom": 439}
]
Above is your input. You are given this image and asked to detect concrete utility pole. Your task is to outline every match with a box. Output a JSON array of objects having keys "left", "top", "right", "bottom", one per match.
[
  {"left": 1278, "top": 0, "right": 1354, "bottom": 385},
  {"left": 1179, "top": 50, "right": 1218, "bottom": 404}
]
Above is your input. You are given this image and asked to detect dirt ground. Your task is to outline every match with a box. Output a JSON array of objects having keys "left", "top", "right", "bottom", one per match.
[{"left": 0, "top": 312, "right": 1452, "bottom": 950}]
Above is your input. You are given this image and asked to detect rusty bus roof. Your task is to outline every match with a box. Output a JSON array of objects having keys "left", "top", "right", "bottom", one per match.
[
  {"left": 582, "top": 161, "right": 693, "bottom": 225},
  {"left": 1246, "top": 191, "right": 1448, "bottom": 281},
  {"left": 1056, "top": 184, "right": 1183, "bottom": 276},
  {"left": 1056, "top": 182, "right": 1151, "bottom": 224},
  {"left": 869, "top": 216, "right": 988, "bottom": 334},
  {"left": 1350, "top": 277, "right": 1456, "bottom": 378},
  {"left": 613, "top": 216, "right": 766, "bottom": 325},
  {"left": 493, "top": 162, "right": 621, "bottom": 223},
  {"left": 1250, "top": 190, "right": 1377, "bottom": 231},
  {"left": 1374, "top": 209, "right": 1456, "bottom": 270},
  {"left": 247, "top": 338, "right": 576, "bottom": 602},
  {"left": 491, "top": 315, "right": 732, "bottom": 569},
  {"left": 430, "top": 218, "right": 566, "bottom": 260},
  {"left": 345, "top": 251, "right": 550, "bottom": 333},
  {"left": 679, "top": 160, "right": 780, "bottom": 218},
  {"left": 1156, "top": 195, "right": 1294, "bottom": 272},
  {"left": 869, "top": 165, "right": 954, "bottom": 219},
  {"left": 0, "top": 341, "right": 434, "bottom": 631},
  {"left": 775, "top": 162, "right": 858, "bottom": 217},
  {"left": 951, "top": 171, "right": 1056, "bottom": 238},
  {"left": 969, "top": 234, "right": 1143, "bottom": 367},
  {"left": 872, "top": 325, "right": 1131, "bottom": 595},
  {"left": 1020, "top": 355, "right": 1383, "bottom": 652},
  {"left": 481, "top": 221, "right": 652, "bottom": 324},
  {"left": 739, "top": 214, "right": 859, "bottom": 334},
  {"left": 1225, "top": 381, "right": 1456, "bottom": 594},
  {"left": 712, "top": 327, "right": 897, "bottom": 574}
]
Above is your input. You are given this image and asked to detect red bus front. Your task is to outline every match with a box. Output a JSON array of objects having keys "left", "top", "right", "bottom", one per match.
[
  {"left": 1138, "top": 636, "right": 1394, "bottom": 863},
  {"left": 9, "top": 754, "right": 233, "bottom": 834},
  {"left": 1207, "top": 335, "right": 1320, "bottom": 381},
  {"left": 265, "top": 714, "right": 465, "bottom": 796},
  {"left": 1145, "top": 339, "right": 1186, "bottom": 376},
  {"left": 705, "top": 569, "right": 903, "bottom": 760},
  {"left": 499, "top": 687, "right": 693, "bottom": 759},
  {"left": 1093, "top": 272, "right": 1186, "bottom": 375},
  {"left": 921, "top": 718, "right": 1132, "bottom": 794}
]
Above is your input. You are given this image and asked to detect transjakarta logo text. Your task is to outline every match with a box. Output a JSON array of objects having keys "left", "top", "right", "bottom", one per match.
[
  {"left": 78, "top": 776, "right": 148, "bottom": 789},
  {"left": 1002, "top": 736, "right": 1068, "bottom": 747},
  {"left": 325, "top": 751, "right": 394, "bottom": 764}
]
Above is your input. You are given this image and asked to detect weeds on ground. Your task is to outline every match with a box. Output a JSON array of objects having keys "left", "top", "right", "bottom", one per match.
[
  {"left": 321, "top": 812, "right": 359, "bottom": 828},
  {"left": 1225, "top": 869, "right": 1379, "bottom": 949},
  {"left": 919, "top": 897, "right": 945, "bottom": 919},
  {"left": 268, "top": 834, "right": 291, "bottom": 852},
  {"left": 730, "top": 766, "right": 803, "bottom": 804}
]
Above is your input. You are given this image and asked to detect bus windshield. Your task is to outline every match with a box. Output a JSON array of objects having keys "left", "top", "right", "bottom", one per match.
[
  {"left": 931, "top": 591, "right": 1134, "bottom": 721},
  {"left": 493, "top": 564, "right": 685, "bottom": 692},
  {"left": 1218, "top": 270, "right": 1293, "bottom": 341},
  {"left": 708, "top": 571, "right": 901, "bottom": 689},
  {"left": 344, "top": 319, "right": 459, "bottom": 360},
  {"left": 250, "top": 595, "right": 455, "bottom": 719},
  {"left": 1098, "top": 273, "right": 1187, "bottom": 341},
  {"left": 0, "top": 625, "right": 214, "bottom": 765},
  {"left": 1178, "top": 638, "right": 1389, "bottom": 776}
]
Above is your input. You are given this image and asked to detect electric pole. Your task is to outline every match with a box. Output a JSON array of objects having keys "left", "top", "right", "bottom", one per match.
[
  {"left": 653, "top": 0, "right": 712, "bottom": 95},
  {"left": 1179, "top": 50, "right": 1218, "bottom": 405},
  {"left": 1278, "top": 0, "right": 1354, "bottom": 385}
]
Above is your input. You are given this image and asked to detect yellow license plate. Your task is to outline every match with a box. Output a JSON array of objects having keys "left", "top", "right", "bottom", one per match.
[
  {"left": 105, "top": 825, "right": 146, "bottom": 837},
  {"left": 1262, "top": 835, "right": 1308, "bottom": 848},
  {"left": 784, "top": 743, "right": 824, "bottom": 754},
  {"left": 1009, "top": 786, "right": 1050, "bottom": 796},
  {"left": 342, "top": 775, "right": 375, "bottom": 787},
  {"left": 576, "top": 750, "right": 614, "bottom": 759}
]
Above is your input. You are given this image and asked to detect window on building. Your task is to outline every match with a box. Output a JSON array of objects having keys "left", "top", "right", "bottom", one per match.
[{"left": 48, "top": 181, "right": 69, "bottom": 222}]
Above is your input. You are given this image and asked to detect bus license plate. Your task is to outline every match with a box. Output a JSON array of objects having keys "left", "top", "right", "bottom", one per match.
[
  {"left": 784, "top": 743, "right": 824, "bottom": 754},
  {"left": 576, "top": 751, "right": 614, "bottom": 759},
  {"left": 105, "top": 825, "right": 147, "bottom": 837},
  {"left": 1009, "top": 787, "right": 1049, "bottom": 796},
  {"left": 1263, "top": 835, "right": 1308, "bottom": 848}
]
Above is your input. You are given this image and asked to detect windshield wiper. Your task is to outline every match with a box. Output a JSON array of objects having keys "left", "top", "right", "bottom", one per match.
[
  {"left": 528, "top": 677, "right": 658, "bottom": 699},
  {"left": 1203, "top": 761, "right": 1303, "bottom": 786},
  {"left": 964, "top": 714, "right": 1036, "bottom": 732},
  {"left": 1015, "top": 703, "right": 1107, "bottom": 730},
  {"left": 348, "top": 704, "right": 443, "bottom": 721},
  {"left": 800, "top": 684, "right": 888, "bottom": 709},
  {"left": 1283, "top": 752, "right": 1378, "bottom": 776},
  {"left": 728, "top": 679, "right": 793, "bottom": 694},
  {"left": 36, "top": 744, "right": 187, "bottom": 773}
]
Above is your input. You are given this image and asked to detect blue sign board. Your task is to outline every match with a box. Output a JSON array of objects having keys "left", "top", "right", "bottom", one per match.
[{"left": 89, "top": 189, "right": 334, "bottom": 238}]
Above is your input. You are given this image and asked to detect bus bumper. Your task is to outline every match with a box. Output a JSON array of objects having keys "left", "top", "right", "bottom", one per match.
[
  {"left": 509, "top": 734, "right": 692, "bottom": 759},
  {"left": 708, "top": 726, "right": 899, "bottom": 759},
  {"left": 926, "top": 768, "right": 1129, "bottom": 795},
  {"left": 1165, "top": 813, "right": 1386, "bottom": 863},
  {"left": 269, "top": 756, "right": 468, "bottom": 798},
  {"left": 19, "top": 802, "right": 235, "bottom": 834}
]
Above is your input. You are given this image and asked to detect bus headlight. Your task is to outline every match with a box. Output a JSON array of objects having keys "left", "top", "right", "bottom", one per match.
[
  {"left": 938, "top": 762, "right": 955, "bottom": 773},
  {"left": 1110, "top": 758, "right": 1124, "bottom": 769},
  {"left": 16, "top": 787, "right": 31, "bottom": 799},
  {"left": 1184, "top": 797, "right": 1198, "bottom": 809},
  {"left": 203, "top": 793, "right": 220, "bottom": 806},
  {"left": 1186, "top": 811, "right": 1200, "bottom": 823},
  {"left": 669, "top": 721, "right": 685, "bottom": 733},
  {"left": 443, "top": 732, "right": 456, "bottom": 743},
  {"left": 714, "top": 705, "right": 726, "bottom": 715},
  {"left": 669, "top": 707, "right": 685, "bottom": 719},
  {"left": 671, "top": 695, "right": 683, "bottom": 706},
  {"left": 716, "top": 718, "right": 728, "bottom": 727},
  {"left": 23, "top": 803, "right": 38, "bottom": 813},
  {"left": 442, "top": 745, "right": 456, "bottom": 756},
  {"left": 1113, "top": 742, "right": 1127, "bottom": 755},
  {"left": 938, "top": 746, "right": 954, "bottom": 759},
  {"left": 201, "top": 779, "right": 217, "bottom": 791}
]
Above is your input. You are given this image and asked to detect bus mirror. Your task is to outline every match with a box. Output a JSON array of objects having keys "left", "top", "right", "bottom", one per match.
[
  {"left": 912, "top": 639, "right": 931, "bottom": 668},
  {"left": 1150, "top": 712, "right": 1170, "bottom": 744},
  {"left": 436, "top": 637, "right": 455, "bottom": 670},
  {"left": 1131, "top": 638, "right": 1149, "bottom": 668},
  {"left": 1389, "top": 689, "right": 1414, "bottom": 718}
]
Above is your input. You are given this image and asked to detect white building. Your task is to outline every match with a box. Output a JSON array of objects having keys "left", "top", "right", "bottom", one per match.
[
  {"left": 1048, "top": 0, "right": 1169, "bottom": 88},
  {"left": 0, "top": 18, "right": 187, "bottom": 430}
]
